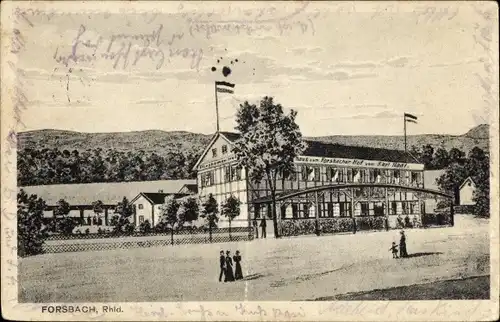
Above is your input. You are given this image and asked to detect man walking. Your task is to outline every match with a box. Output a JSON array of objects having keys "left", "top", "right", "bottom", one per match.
[
  {"left": 218, "top": 250, "right": 226, "bottom": 282},
  {"left": 260, "top": 217, "right": 267, "bottom": 238}
]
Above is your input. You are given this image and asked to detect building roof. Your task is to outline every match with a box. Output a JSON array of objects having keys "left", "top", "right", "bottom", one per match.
[
  {"left": 19, "top": 179, "right": 196, "bottom": 206},
  {"left": 219, "top": 131, "right": 241, "bottom": 142},
  {"left": 459, "top": 176, "right": 476, "bottom": 190},
  {"left": 303, "top": 140, "right": 419, "bottom": 163},
  {"left": 216, "top": 131, "right": 420, "bottom": 164},
  {"left": 133, "top": 192, "right": 189, "bottom": 205},
  {"left": 178, "top": 184, "right": 198, "bottom": 194}
]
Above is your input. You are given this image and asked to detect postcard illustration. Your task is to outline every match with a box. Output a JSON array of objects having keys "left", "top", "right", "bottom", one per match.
[{"left": 1, "top": 1, "right": 499, "bottom": 321}]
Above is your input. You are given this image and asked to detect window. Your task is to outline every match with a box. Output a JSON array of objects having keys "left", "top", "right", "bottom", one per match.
[
  {"left": 327, "top": 168, "right": 341, "bottom": 182},
  {"left": 327, "top": 203, "right": 334, "bottom": 217},
  {"left": 390, "top": 202, "right": 398, "bottom": 215},
  {"left": 369, "top": 169, "right": 375, "bottom": 183},
  {"left": 338, "top": 168, "right": 344, "bottom": 182},
  {"left": 212, "top": 148, "right": 217, "bottom": 158},
  {"left": 201, "top": 171, "right": 215, "bottom": 187},
  {"left": 374, "top": 202, "right": 384, "bottom": 216},
  {"left": 138, "top": 204, "right": 144, "bottom": 210},
  {"left": 340, "top": 203, "right": 351, "bottom": 217},
  {"left": 224, "top": 167, "right": 231, "bottom": 182},
  {"left": 139, "top": 215, "right": 144, "bottom": 224},
  {"left": 402, "top": 202, "right": 408, "bottom": 214},
  {"left": 222, "top": 145, "right": 228, "bottom": 154},
  {"left": 359, "top": 202, "right": 369, "bottom": 216},
  {"left": 292, "top": 204, "right": 299, "bottom": 219},
  {"left": 231, "top": 166, "right": 242, "bottom": 181},
  {"left": 346, "top": 168, "right": 353, "bottom": 182}
]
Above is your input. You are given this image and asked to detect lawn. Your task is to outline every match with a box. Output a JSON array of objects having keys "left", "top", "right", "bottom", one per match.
[{"left": 18, "top": 215, "right": 490, "bottom": 302}]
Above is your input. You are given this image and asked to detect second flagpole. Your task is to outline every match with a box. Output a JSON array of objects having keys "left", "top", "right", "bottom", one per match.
[
  {"left": 404, "top": 114, "right": 407, "bottom": 153},
  {"left": 215, "top": 82, "right": 220, "bottom": 132}
]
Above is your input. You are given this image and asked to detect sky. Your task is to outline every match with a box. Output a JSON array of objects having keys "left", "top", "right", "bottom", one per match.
[{"left": 11, "top": 1, "right": 499, "bottom": 136}]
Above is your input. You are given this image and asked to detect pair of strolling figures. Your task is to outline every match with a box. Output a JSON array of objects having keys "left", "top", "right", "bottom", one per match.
[{"left": 219, "top": 250, "right": 243, "bottom": 282}]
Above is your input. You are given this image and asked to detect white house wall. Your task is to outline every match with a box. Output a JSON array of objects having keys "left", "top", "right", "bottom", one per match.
[
  {"left": 132, "top": 196, "right": 154, "bottom": 226},
  {"left": 459, "top": 180, "right": 476, "bottom": 205}
]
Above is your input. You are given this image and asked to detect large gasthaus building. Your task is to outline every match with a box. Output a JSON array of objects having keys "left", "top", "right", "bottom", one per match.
[{"left": 193, "top": 132, "right": 452, "bottom": 233}]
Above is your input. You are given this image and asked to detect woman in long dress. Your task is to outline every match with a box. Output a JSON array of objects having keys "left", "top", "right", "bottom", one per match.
[
  {"left": 399, "top": 230, "right": 408, "bottom": 258},
  {"left": 233, "top": 250, "right": 243, "bottom": 280},
  {"left": 224, "top": 250, "right": 235, "bottom": 282}
]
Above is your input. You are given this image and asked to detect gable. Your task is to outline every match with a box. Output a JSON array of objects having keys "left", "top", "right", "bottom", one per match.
[
  {"left": 192, "top": 132, "right": 235, "bottom": 171},
  {"left": 459, "top": 177, "right": 476, "bottom": 191}
]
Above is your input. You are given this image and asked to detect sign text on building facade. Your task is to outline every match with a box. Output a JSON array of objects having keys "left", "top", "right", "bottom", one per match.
[{"left": 295, "top": 156, "right": 424, "bottom": 170}]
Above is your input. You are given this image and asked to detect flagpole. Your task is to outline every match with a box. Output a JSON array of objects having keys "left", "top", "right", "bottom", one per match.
[
  {"left": 215, "top": 82, "right": 220, "bottom": 132},
  {"left": 404, "top": 114, "right": 407, "bottom": 153}
]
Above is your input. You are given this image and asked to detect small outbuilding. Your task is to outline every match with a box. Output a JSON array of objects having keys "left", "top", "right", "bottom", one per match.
[{"left": 459, "top": 177, "right": 476, "bottom": 206}]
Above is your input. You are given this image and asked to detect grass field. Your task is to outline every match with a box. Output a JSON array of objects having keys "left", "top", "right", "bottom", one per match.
[{"left": 18, "top": 215, "right": 490, "bottom": 302}]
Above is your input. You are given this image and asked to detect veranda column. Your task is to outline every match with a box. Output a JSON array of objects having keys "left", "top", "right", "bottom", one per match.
[
  {"left": 314, "top": 191, "right": 320, "bottom": 236},
  {"left": 385, "top": 187, "right": 389, "bottom": 231},
  {"left": 351, "top": 188, "right": 356, "bottom": 234}
]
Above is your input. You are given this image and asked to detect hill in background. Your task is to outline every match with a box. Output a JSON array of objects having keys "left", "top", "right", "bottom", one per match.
[{"left": 17, "top": 124, "right": 489, "bottom": 157}]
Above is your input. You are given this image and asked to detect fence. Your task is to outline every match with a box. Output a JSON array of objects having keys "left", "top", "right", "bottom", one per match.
[
  {"left": 45, "top": 226, "right": 251, "bottom": 240},
  {"left": 42, "top": 227, "right": 253, "bottom": 254}
]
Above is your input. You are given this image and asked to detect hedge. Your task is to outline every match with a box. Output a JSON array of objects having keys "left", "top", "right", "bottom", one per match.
[
  {"left": 421, "top": 213, "right": 453, "bottom": 227},
  {"left": 354, "top": 216, "right": 387, "bottom": 231}
]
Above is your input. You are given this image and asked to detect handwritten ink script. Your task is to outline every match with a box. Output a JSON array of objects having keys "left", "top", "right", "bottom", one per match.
[
  {"left": 185, "top": 2, "right": 321, "bottom": 38},
  {"left": 53, "top": 24, "right": 204, "bottom": 71}
]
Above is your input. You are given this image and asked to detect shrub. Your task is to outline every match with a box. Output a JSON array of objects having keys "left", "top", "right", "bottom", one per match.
[
  {"left": 138, "top": 220, "right": 152, "bottom": 234},
  {"left": 281, "top": 219, "right": 316, "bottom": 236},
  {"left": 421, "top": 213, "right": 452, "bottom": 227},
  {"left": 320, "top": 217, "right": 354, "bottom": 234},
  {"left": 354, "top": 216, "right": 386, "bottom": 231}
]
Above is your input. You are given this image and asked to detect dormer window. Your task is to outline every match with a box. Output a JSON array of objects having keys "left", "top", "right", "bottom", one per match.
[
  {"left": 212, "top": 148, "right": 217, "bottom": 158},
  {"left": 222, "top": 145, "right": 228, "bottom": 154}
]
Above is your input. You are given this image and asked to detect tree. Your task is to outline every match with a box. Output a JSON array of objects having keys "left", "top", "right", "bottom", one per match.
[
  {"left": 408, "top": 145, "right": 421, "bottom": 161},
  {"left": 432, "top": 148, "right": 450, "bottom": 169},
  {"left": 138, "top": 219, "right": 152, "bottom": 234},
  {"left": 178, "top": 197, "right": 199, "bottom": 227},
  {"left": 92, "top": 200, "right": 104, "bottom": 225},
  {"left": 466, "top": 147, "right": 487, "bottom": 177},
  {"left": 18, "top": 189, "right": 48, "bottom": 257},
  {"left": 221, "top": 195, "right": 241, "bottom": 240},
  {"left": 54, "top": 199, "right": 76, "bottom": 235},
  {"left": 472, "top": 154, "right": 490, "bottom": 218},
  {"left": 200, "top": 193, "right": 219, "bottom": 243},
  {"left": 436, "top": 163, "right": 468, "bottom": 204},
  {"left": 160, "top": 196, "right": 180, "bottom": 245},
  {"left": 449, "top": 148, "right": 465, "bottom": 165},
  {"left": 112, "top": 197, "right": 135, "bottom": 233},
  {"left": 421, "top": 144, "right": 434, "bottom": 169},
  {"left": 233, "top": 97, "right": 306, "bottom": 238}
]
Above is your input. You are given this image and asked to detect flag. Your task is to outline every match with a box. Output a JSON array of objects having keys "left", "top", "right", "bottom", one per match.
[
  {"left": 216, "top": 81, "right": 235, "bottom": 94},
  {"left": 404, "top": 113, "right": 418, "bottom": 124}
]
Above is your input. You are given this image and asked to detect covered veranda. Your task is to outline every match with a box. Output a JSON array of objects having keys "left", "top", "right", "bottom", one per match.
[{"left": 250, "top": 183, "right": 455, "bottom": 237}]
